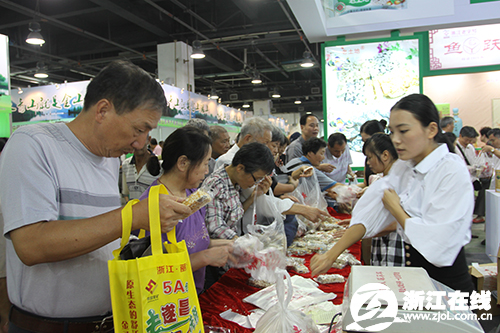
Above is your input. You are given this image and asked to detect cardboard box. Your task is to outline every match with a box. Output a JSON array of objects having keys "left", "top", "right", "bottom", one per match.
[{"left": 470, "top": 262, "right": 500, "bottom": 316}]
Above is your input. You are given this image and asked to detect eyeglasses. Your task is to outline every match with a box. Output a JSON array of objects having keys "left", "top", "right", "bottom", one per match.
[{"left": 250, "top": 172, "right": 265, "bottom": 185}]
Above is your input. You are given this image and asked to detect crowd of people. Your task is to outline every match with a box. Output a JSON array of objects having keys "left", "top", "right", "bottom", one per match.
[{"left": 0, "top": 60, "right": 492, "bottom": 332}]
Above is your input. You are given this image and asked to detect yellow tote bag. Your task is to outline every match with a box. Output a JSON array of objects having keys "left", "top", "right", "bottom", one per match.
[{"left": 109, "top": 184, "right": 204, "bottom": 333}]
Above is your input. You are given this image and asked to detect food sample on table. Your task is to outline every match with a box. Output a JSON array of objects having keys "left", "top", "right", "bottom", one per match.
[{"left": 314, "top": 274, "right": 345, "bottom": 284}]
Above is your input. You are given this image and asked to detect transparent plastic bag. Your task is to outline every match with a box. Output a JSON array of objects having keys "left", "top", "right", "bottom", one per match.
[
  {"left": 475, "top": 153, "right": 494, "bottom": 178},
  {"left": 254, "top": 269, "right": 320, "bottom": 333},
  {"left": 229, "top": 233, "right": 286, "bottom": 283},
  {"left": 181, "top": 183, "right": 214, "bottom": 218}
]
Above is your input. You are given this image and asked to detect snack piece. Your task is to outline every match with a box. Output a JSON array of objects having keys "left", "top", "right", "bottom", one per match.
[
  {"left": 314, "top": 274, "right": 345, "bottom": 284},
  {"left": 182, "top": 188, "right": 212, "bottom": 212},
  {"left": 293, "top": 263, "right": 310, "bottom": 274},
  {"left": 248, "top": 277, "right": 274, "bottom": 289}
]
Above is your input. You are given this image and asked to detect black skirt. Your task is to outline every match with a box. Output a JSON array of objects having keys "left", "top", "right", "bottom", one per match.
[{"left": 404, "top": 243, "right": 475, "bottom": 293}]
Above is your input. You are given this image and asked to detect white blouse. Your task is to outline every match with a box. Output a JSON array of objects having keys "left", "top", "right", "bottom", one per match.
[{"left": 390, "top": 144, "right": 473, "bottom": 267}]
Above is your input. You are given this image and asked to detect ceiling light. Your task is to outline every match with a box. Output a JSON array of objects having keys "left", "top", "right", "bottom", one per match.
[
  {"left": 320, "top": 119, "right": 324, "bottom": 122},
  {"left": 242, "top": 103, "right": 250, "bottom": 108},
  {"left": 190, "top": 40, "right": 205, "bottom": 59},
  {"left": 294, "top": 99, "right": 302, "bottom": 104},
  {"left": 271, "top": 89, "right": 280, "bottom": 98},
  {"left": 300, "top": 51, "right": 314, "bottom": 68},
  {"left": 306, "top": 111, "right": 312, "bottom": 114},
  {"left": 209, "top": 88, "right": 218, "bottom": 100},
  {"left": 26, "top": 22, "right": 45, "bottom": 46},
  {"left": 18, "top": 87, "right": 23, "bottom": 94},
  {"left": 251, "top": 73, "right": 262, "bottom": 84},
  {"left": 34, "top": 61, "right": 48, "bottom": 78}
]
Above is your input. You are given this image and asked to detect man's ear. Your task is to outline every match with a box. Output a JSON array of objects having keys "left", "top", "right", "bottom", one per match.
[{"left": 94, "top": 99, "right": 113, "bottom": 124}]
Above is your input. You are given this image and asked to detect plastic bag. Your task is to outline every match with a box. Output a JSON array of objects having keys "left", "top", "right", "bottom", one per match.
[
  {"left": 229, "top": 233, "right": 286, "bottom": 283},
  {"left": 331, "top": 185, "right": 362, "bottom": 204},
  {"left": 254, "top": 269, "right": 320, "bottom": 333},
  {"left": 475, "top": 152, "right": 494, "bottom": 178},
  {"left": 290, "top": 169, "right": 328, "bottom": 234}
]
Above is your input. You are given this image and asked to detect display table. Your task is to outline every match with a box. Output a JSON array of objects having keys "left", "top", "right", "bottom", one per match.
[
  {"left": 485, "top": 189, "right": 500, "bottom": 262},
  {"left": 199, "top": 209, "right": 359, "bottom": 332}
]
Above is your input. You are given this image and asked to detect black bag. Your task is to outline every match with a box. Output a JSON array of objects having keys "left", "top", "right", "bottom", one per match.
[{"left": 473, "top": 180, "right": 482, "bottom": 191}]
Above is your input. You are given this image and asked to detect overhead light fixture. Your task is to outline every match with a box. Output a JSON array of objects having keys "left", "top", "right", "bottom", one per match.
[
  {"left": 26, "top": 21, "right": 45, "bottom": 45},
  {"left": 34, "top": 61, "right": 48, "bottom": 78},
  {"left": 271, "top": 89, "right": 281, "bottom": 98},
  {"left": 294, "top": 99, "right": 302, "bottom": 104},
  {"left": 320, "top": 119, "right": 324, "bottom": 122},
  {"left": 18, "top": 87, "right": 23, "bottom": 94},
  {"left": 306, "top": 111, "right": 312, "bottom": 114},
  {"left": 300, "top": 51, "right": 314, "bottom": 68},
  {"left": 209, "top": 88, "right": 219, "bottom": 100},
  {"left": 190, "top": 40, "right": 205, "bottom": 59},
  {"left": 242, "top": 103, "right": 250, "bottom": 108},
  {"left": 251, "top": 70, "right": 262, "bottom": 84}
]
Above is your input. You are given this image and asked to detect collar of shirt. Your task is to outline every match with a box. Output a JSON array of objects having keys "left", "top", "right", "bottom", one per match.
[
  {"left": 411, "top": 144, "right": 449, "bottom": 175},
  {"left": 299, "top": 156, "right": 312, "bottom": 165}
]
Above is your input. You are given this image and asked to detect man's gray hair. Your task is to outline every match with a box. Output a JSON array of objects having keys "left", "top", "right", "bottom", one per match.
[
  {"left": 209, "top": 125, "right": 227, "bottom": 140},
  {"left": 239, "top": 117, "right": 273, "bottom": 141},
  {"left": 440, "top": 116, "right": 454, "bottom": 129},
  {"left": 186, "top": 118, "right": 210, "bottom": 135}
]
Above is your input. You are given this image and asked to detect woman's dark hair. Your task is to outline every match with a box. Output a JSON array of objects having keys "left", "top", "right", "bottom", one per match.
[
  {"left": 360, "top": 120, "right": 384, "bottom": 136},
  {"left": 390, "top": 94, "right": 454, "bottom": 152},
  {"left": 150, "top": 138, "right": 158, "bottom": 145},
  {"left": 271, "top": 125, "right": 285, "bottom": 145},
  {"left": 302, "top": 137, "right": 327, "bottom": 155},
  {"left": 147, "top": 126, "right": 211, "bottom": 177},
  {"left": 443, "top": 132, "right": 457, "bottom": 153},
  {"left": 362, "top": 133, "right": 398, "bottom": 163},
  {"left": 232, "top": 142, "right": 275, "bottom": 174}
]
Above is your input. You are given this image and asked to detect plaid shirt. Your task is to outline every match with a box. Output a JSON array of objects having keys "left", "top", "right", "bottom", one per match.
[
  {"left": 371, "top": 232, "right": 405, "bottom": 266},
  {"left": 204, "top": 165, "right": 244, "bottom": 239}
]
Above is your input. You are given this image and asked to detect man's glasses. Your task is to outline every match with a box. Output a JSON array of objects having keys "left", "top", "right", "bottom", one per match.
[{"left": 251, "top": 172, "right": 265, "bottom": 185}]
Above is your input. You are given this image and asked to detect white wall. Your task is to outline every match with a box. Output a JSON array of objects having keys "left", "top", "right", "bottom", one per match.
[{"left": 423, "top": 70, "right": 500, "bottom": 131}]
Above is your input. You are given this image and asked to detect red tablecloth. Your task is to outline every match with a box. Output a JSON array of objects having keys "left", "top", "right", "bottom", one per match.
[{"left": 199, "top": 209, "right": 358, "bottom": 332}]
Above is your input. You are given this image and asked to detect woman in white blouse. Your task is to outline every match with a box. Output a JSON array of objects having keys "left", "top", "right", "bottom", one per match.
[{"left": 312, "top": 94, "right": 474, "bottom": 293}]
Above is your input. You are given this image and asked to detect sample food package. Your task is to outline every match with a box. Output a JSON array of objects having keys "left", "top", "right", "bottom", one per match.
[
  {"left": 229, "top": 233, "right": 286, "bottom": 283},
  {"left": 182, "top": 185, "right": 213, "bottom": 216},
  {"left": 254, "top": 269, "right": 320, "bottom": 333},
  {"left": 476, "top": 153, "right": 494, "bottom": 178},
  {"left": 314, "top": 274, "right": 345, "bottom": 284}
]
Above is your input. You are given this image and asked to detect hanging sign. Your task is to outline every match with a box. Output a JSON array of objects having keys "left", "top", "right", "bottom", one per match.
[{"left": 429, "top": 23, "right": 500, "bottom": 70}]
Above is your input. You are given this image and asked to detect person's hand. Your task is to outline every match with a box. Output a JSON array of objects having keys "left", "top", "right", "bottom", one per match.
[
  {"left": 280, "top": 194, "right": 300, "bottom": 203},
  {"left": 310, "top": 252, "right": 335, "bottom": 277},
  {"left": 317, "top": 163, "right": 336, "bottom": 173},
  {"left": 275, "top": 158, "right": 284, "bottom": 168},
  {"left": 292, "top": 165, "right": 313, "bottom": 180},
  {"left": 336, "top": 203, "right": 351, "bottom": 214},
  {"left": 205, "top": 245, "right": 234, "bottom": 267},
  {"left": 382, "top": 189, "right": 401, "bottom": 215},
  {"left": 482, "top": 145, "right": 495, "bottom": 154},
  {"left": 134, "top": 194, "right": 191, "bottom": 233},
  {"left": 332, "top": 229, "right": 346, "bottom": 239},
  {"left": 256, "top": 175, "right": 272, "bottom": 196},
  {"left": 325, "top": 189, "right": 338, "bottom": 200},
  {"left": 299, "top": 206, "right": 330, "bottom": 223},
  {"left": 288, "top": 176, "right": 299, "bottom": 189},
  {"left": 209, "top": 238, "right": 235, "bottom": 248},
  {"left": 337, "top": 218, "right": 350, "bottom": 226}
]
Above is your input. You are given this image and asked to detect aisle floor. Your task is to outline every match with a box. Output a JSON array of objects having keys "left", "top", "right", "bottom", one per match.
[{"left": 465, "top": 221, "right": 500, "bottom": 333}]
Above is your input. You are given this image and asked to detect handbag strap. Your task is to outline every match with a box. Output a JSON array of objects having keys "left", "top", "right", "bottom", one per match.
[
  {"left": 149, "top": 184, "right": 178, "bottom": 256},
  {"left": 113, "top": 199, "right": 140, "bottom": 260},
  {"left": 456, "top": 144, "right": 471, "bottom": 166}
]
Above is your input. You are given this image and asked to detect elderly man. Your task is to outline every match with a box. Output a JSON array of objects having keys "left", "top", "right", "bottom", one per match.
[
  {"left": 0, "top": 61, "right": 191, "bottom": 332},
  {"left": 121, "top": 142, "right": 158, "bottom": 201},
  {"left": 322, "top": 133, "right": 356, "bottom": 183},
  {"left": 440, "top": 116, "right": 455, "bottom": 133},
  {"left": 285, "top": 114, "right": 320, "bottom": 163},
  {"left": 208, "top": 125, "right": 231, "bottom": 175}
]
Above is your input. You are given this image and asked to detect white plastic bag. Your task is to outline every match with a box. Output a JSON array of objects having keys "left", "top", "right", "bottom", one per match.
[
  {"left": 331, "top": 184, "right": 362, "bottom": 204},
  {"left": 254, "top": 269, "right": 320, "bottom": 333},
  {"left": 229, "top": 233, "right": 286, "bottom": 283},
  {"left": 475, "top": 152, "right": 494, "bottom": 178}
]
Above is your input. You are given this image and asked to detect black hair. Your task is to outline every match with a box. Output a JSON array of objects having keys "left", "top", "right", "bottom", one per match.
[
  {"left": 362, "top": 133, "right": 398, "bottom": 163},
  {"left": 391, "top": 94, "right": 455, "bottom": 153},
  {"left": 84, "top": 60, "right": 166, "bottom": 115},
  {"left": 328, "top": 133, "right": 347, "bottom": 147},
  {"left": 379, "top": 119, "right": 388, "bottom": 129},
  {"left": 443, "top": 132, "right": 457, "bottom": 153},
  {"left": 150, "top": 138, "right": 158, "bottom": 145},
  {"left": 299, "top": 114, "right": 318, "bottom": 126},
  {"left": 147, "top": 127, "right": 211, "bottom": 177},
  {"left": 271, "top": 126, "right": 285, "bottom": 145},
  {"left": 302, "top": 137, "right": 327, "bottom": 155},
  {"left": 231, "top": 142, "right": 275, "bottom": 175},
  {"left": 0, "top": 137, "right": 8, "bottom": 153},
  {"left": 360, "top": 120, "right": 384, "bottom": 136},
  {"left": 480, "top": 127, "right": 492, "bottom": 137},
  {"left": 489, "top": 128, "right": 500, "bottom": 138},
  {"left": 459, "top": 126, "right": 478, "bottom": 138}
]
